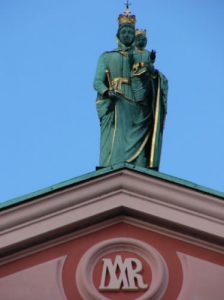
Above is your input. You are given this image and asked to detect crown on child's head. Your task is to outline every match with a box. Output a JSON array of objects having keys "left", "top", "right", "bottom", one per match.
[{"left": 135, "top": 29, "right": 147, "bottom": 37}]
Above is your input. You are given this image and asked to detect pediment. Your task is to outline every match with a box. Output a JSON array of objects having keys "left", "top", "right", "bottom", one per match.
[
  {"left": 0, "top": 167, "right": 223, "bottom": 261},
  {"left": 0, "top": 166, "right": 224, "bottom": 299}
]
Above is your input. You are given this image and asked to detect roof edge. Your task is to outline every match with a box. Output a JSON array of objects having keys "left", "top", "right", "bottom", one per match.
[{"left": 0, "top": 163, "right": 223, "bottom": 211}]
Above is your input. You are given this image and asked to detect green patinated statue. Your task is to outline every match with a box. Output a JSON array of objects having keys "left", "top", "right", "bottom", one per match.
[{"left": 94, "top": 5, "right": 168, "bottom": 170}]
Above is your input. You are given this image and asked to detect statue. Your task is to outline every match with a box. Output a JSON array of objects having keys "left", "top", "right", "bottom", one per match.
[{"left": 94, "top": 4, "right": 168, "bottom": 170}]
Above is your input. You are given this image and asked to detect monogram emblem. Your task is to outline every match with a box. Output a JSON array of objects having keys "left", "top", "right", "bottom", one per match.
[
  {"left": 76, "top": 238, "right": 169, "bottom": 299},
  {"left": 99, "top": 255, "right": 148, "bottom": 291}
]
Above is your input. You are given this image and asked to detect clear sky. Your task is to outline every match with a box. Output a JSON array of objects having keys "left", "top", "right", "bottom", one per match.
[{"left": 0, "top": 0, "right": 224, "bottom": 203}]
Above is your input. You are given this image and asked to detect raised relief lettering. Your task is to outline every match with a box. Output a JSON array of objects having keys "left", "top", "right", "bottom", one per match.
[{"left": 99, "top": 255, "right": 148, "bottom": 291}]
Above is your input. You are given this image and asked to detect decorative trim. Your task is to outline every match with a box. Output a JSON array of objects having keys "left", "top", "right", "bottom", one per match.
[
  {"left": 106, "top": 106, "right": 117, "bottom": 165},
  {"left": 0, "top": 169, "right": 223, "bottom": 261},
  {"left": 127, "top": 132, "right": 150, "bottom": 163},
  {"left": 149, "top": 76, "right": 160, "bottom": 168},
  {"left": 1, "top": 214, "right": 223, "bottom": 268}
]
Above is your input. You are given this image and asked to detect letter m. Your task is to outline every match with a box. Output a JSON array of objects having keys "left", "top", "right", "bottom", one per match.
[{"left": 99, "top": 255, "right": 148, "bottom": 291}]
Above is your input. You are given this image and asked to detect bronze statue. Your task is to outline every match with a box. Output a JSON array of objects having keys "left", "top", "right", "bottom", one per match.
[{"left": 94, "top": 4, "right": 168, "bottom": 170}]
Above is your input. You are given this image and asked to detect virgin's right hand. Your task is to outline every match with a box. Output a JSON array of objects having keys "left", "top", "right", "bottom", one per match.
[{"left": 104, "top": 90, "right": 117, "bottom": 99}]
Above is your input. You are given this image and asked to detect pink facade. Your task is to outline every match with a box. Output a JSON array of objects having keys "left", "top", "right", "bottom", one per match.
[{"left": 0, "top": 167, "right": 223, "bottom": 299}]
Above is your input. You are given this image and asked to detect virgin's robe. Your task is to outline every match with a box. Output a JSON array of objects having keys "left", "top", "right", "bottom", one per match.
[{"left": 94, "top": 42, "right": 168, "bottom": 170}]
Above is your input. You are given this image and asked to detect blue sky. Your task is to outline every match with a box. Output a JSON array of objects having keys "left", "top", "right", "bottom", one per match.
[{"left": 0, "top": 0, "right": 224, "bottom": 202}]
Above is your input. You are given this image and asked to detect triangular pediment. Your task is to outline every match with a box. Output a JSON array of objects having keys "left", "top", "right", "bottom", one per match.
[
  {"left": 0, "top": 165, "right": 223, "bottom": 260},
  {"left": 0, "top": 165, "right": 224, "bottom": 300}
]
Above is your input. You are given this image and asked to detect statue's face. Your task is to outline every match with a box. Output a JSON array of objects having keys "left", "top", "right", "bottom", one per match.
[
  {"left": 118, "top": 25, "right": 135, "bottom": 46},
  {"left": 135, "top": 35, "right": 147, "bottom": 50}
]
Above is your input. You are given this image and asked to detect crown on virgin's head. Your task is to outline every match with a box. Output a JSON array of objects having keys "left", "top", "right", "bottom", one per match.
[
  {"left": 135, "top": 29, "right": 147, "bottom": 37},
  {"left": 118, "top": 3, "right": 136, "bottom": 26}
]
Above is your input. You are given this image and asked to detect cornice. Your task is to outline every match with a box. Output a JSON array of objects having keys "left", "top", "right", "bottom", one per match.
[{"left": 0, "top": 169, "right": 223, "bottom": 260}]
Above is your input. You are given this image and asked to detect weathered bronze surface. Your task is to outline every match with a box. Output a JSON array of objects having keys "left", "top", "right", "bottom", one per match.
[{"left": 94, "top": 6, "right": 168, "bottom": 170}]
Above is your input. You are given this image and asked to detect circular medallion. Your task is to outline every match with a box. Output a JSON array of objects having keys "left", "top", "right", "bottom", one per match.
[{"left": 76, "top": 238, "right": 169, "bottom": 300}]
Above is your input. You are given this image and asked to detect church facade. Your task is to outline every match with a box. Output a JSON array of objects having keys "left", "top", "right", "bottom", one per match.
[{"left": 0, "top": 164, "right": 223, "bottom": 299}]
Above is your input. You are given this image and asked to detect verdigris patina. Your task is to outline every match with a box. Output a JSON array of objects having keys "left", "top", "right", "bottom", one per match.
[{"left": 94, "top": 4, "right": 168, "bottom": 170}]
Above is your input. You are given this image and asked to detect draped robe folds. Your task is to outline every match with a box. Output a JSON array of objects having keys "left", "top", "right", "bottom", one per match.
[{"left": 93, "top": 42, "right": 168, "bottom": 170}]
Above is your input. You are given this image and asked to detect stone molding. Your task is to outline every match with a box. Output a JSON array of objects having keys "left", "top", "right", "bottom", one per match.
[{"left": 0, "top": 169, "right": 223, "bottom": 260}]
